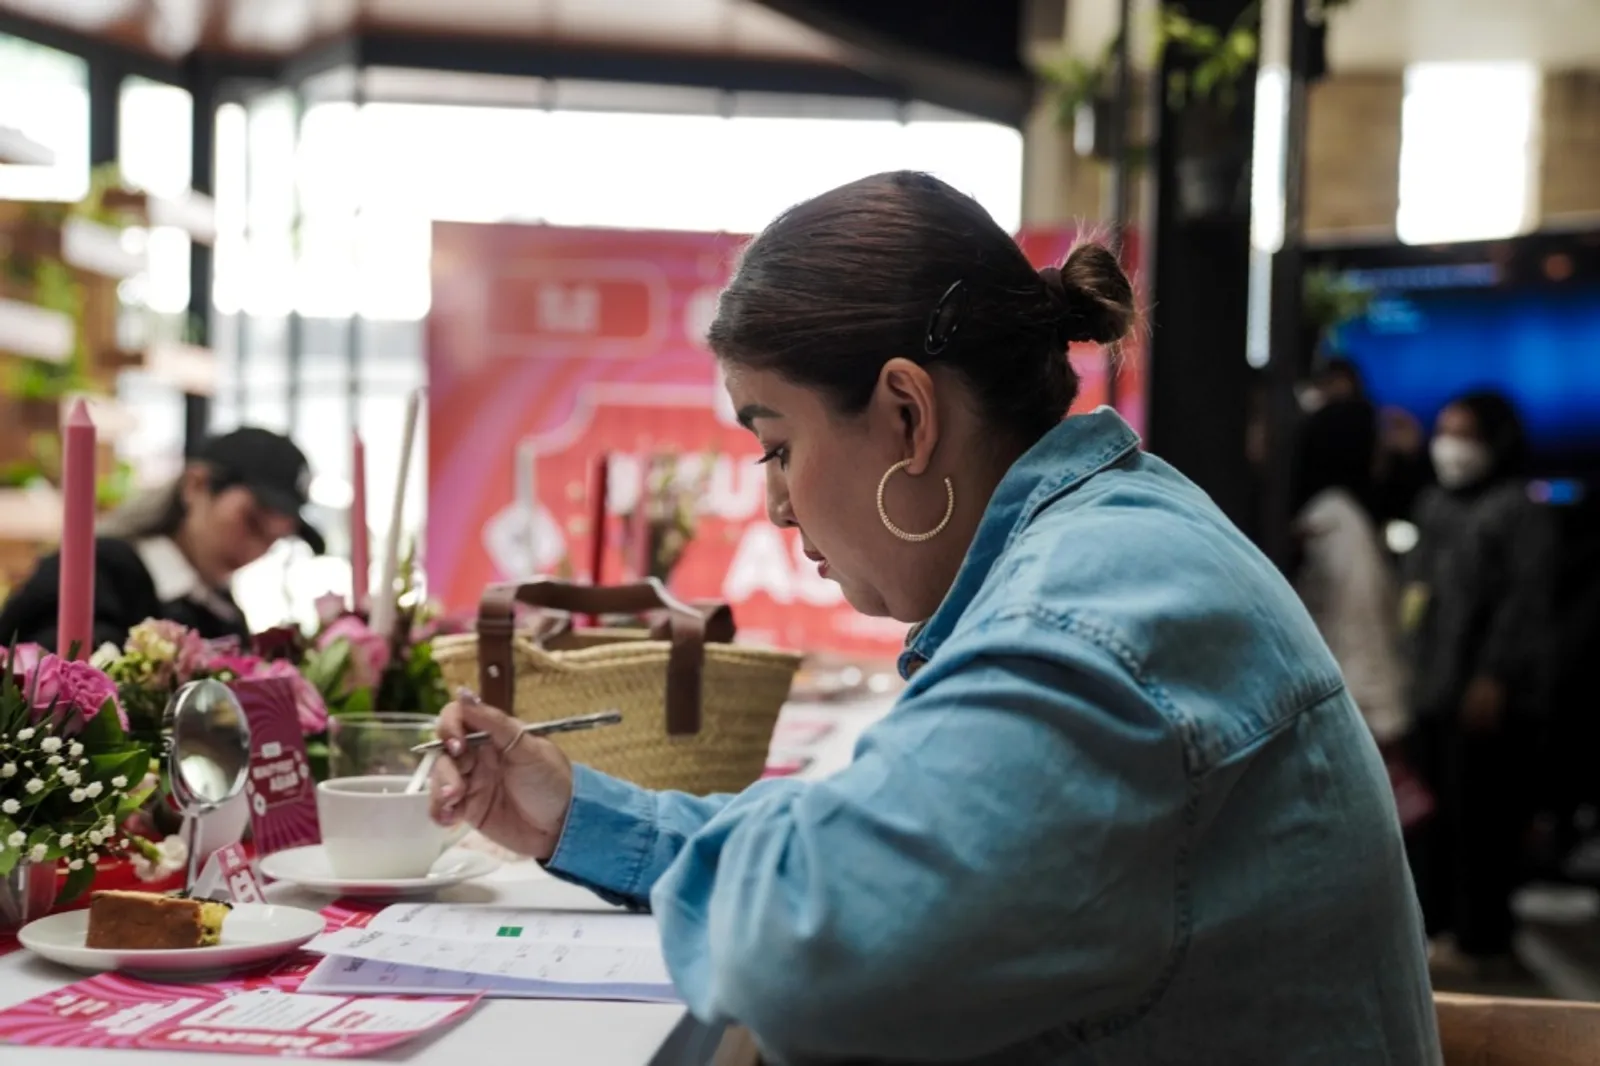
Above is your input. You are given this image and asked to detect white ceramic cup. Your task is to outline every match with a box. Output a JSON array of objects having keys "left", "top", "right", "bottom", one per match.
[{"left": 316, "top": 775, "right": 468, "bottom": 880}]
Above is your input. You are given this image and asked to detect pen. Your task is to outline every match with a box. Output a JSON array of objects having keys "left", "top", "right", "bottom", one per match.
[{"left": 408, "top": 709, "right": 624, "bottom": 754}]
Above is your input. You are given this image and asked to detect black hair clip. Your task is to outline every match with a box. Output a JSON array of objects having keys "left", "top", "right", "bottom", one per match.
[{"left": 924, "top": 279, "right": 968, "bottom": 356}]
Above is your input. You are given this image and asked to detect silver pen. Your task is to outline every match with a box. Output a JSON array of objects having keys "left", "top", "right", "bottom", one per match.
[{"left": 408, "top": 709, "right": 623, "bottom": 754}]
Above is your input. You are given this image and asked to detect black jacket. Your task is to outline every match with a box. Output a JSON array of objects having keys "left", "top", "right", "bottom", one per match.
[{"left": 0, "top": 537, "right": 251, "bottom": 652}]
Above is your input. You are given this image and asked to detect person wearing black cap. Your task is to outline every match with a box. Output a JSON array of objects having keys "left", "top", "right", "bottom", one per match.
[{"left": 0, "top": 427, "right": 324, "bottom": 650}]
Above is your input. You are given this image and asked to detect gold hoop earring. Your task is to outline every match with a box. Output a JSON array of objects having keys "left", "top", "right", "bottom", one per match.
[{"left": 877, "top": 460, "right": 954, "bottom": 543}]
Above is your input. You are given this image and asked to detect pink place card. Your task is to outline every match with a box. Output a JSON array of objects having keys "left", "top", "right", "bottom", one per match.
[
  {"left": 0, "top": 974, "right": 480, "bottom": 1057},
  {"left": 230, "top": 677, "right": 321, "bottom": 857}
]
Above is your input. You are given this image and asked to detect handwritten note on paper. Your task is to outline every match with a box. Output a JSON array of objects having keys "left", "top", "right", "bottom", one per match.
[{"left": 300, "top": 904, "right": 680, "bottom": 1003}]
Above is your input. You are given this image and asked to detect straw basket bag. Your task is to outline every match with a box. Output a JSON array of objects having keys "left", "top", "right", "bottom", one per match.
[{"left": 432, "top": 579, "right": 802, "bottom": 795}]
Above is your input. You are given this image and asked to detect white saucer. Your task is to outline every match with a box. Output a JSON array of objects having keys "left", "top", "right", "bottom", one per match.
[
  {"left": 19, "top": 903, "right": 325, "bottom": 977},
  {"left": 258, "top": 846, "right": 501, "bottom": 898}
]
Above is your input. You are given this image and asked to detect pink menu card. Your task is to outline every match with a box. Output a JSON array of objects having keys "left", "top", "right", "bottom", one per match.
[
  {"left": 231, "top": 677, "right": 321, "bottom": 857},
  {"left": 0, "top": 900, "right": 478, "bottom": 1058}
]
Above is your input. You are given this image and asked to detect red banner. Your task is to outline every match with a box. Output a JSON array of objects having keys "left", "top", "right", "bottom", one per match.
[{"left": 427, "top": 223, "right": 1142, "bottom": 659}]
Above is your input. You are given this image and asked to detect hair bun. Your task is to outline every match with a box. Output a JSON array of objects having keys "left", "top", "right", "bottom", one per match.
[{"left": 1041, "top": 244, "right": 1135, "bottom": 347}]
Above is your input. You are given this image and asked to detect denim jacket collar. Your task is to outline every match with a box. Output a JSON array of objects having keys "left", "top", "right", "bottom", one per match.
[{"left": 898, "top": 407, "right": 1141, "bottom": 679}]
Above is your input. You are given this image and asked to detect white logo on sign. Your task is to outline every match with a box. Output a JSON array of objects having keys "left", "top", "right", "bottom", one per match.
[{"left": 537, "top": 284, "right": 601, "bottom": 334}]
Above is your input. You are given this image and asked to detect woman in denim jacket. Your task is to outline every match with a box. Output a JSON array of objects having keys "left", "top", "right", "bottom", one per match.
[{"left": 430, "top": 172, "right": 1440, "bottom": 1065}]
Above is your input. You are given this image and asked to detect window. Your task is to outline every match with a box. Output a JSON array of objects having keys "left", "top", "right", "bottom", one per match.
[
  {"left": 0, "top": 35, "right": 87, "bottom": 201},
  {"left": 1397, "top": 63, "right": 1540, "bottom": 245}
]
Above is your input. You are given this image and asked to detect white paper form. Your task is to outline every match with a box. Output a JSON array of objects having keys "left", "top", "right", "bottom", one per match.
[
  {"left": 365, "top": 903, "right": 661, "bottom": 949},
  {"left": 300, "top": 904, "right": 680, "bottom": 1003},
  {"left": 299, "top": 954, "right": 682, "bottom": 1004}
]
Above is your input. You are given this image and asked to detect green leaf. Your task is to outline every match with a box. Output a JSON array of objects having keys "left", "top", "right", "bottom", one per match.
[
  {"left": 0, "top": 846, "right": 18, "bottom": 878},
  {"left": 78, "top": 700, "right": 128, "bottom": 750},
  {"left": 57, "top": 861, "right": 95, "bottom": 906},
  {"left": 115, "top": 785, "right": 156, "bottom": 819}
]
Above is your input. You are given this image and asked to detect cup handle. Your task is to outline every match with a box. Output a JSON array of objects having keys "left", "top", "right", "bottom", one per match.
[{"left": 442, "top": 822, "right": 471, "bottom": 850}]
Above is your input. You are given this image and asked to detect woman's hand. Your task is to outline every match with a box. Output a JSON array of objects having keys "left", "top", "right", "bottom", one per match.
[{"left": 428, "top": 693, "right": 576, "bottom": 862}]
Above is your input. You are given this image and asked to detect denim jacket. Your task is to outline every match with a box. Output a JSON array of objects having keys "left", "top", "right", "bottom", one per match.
[{"left": 548, "top": 409, "right": 1441, "bottom": 1065}]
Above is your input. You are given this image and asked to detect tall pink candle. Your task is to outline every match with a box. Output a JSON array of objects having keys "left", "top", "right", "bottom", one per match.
[
  {"left": 351, "top": 433, "right": 369, "bottom": 613},
  {"left": 57, "top": 400, "right": 96, "bottom": 660}
]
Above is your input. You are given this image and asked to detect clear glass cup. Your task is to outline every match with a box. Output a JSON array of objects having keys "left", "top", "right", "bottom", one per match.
[{"left": 328, "top": 713, "right": 440, "bottom": 779}]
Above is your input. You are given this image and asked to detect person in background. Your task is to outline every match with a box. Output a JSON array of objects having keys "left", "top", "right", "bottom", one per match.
[
  {"left": 1301, "top": 356, "right": 1431, "bottom": 524},
  {"left": 427, "top": 172, "right": 1437, "bottom": 1064},
  {"left": 1290, "top": 397, "right": 1409, "bottom": 747},
  {"left": 0, "top": 428, "right": 324, "bottom": 651},
  {"left": 1403, "top": 390, "right": 1553, "bottom": 978}
]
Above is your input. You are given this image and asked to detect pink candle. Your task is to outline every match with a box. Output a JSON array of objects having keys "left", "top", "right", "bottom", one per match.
[
  {"left": 57, "top": 400, "right": 96, "bottom": 660},
  {"left": 350, "top": 434, "right": 369, "bottom": 613}
]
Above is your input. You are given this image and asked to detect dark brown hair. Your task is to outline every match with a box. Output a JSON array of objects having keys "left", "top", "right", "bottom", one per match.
[{"left": 708, "top": 171, "right": 1135, "bottom": 445}]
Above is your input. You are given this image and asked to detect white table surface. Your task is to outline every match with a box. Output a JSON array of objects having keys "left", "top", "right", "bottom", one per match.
[{"left": 0, "top": 695, "right": 897, "bottom": 1065}]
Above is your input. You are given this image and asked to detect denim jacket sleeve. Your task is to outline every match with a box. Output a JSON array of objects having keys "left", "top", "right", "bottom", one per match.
[{"left": 548, "top": 610, "right": 1191, "bottom": 1063}]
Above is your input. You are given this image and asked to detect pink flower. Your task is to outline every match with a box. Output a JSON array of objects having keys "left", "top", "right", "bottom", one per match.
[
  {"left": 204, "top": 651, "right": 266, "bottom": 680},
  {"left": 0, "top": 642, "right": 46, "bottom": 677},
  {"left": 26, "top": 654, "right": 129, "bottom": 732},
  {"left": 125, "top": 619, "right": 206, "bottom": 684},
  {"left": 317, "top": 616, "right": 391, "bottom": 695},
  {"left": 314, "top": 592, "right": 349, "bottom": 628},
  {"left": 253, "top": 660, "right": 329, "bottom": 735}
]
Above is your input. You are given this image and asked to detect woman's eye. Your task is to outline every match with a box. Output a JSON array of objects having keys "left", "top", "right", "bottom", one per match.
[{"left": 755, "top": 445, "right": 789, "bottom": 469}]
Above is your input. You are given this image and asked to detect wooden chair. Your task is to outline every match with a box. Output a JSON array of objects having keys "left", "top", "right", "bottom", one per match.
[
  {"left": 1437, "top": 992, "right": 1600, "bottom": 1066},
  {"left": 711, "top": 994, "right": 1600, "bottom": 1065}
]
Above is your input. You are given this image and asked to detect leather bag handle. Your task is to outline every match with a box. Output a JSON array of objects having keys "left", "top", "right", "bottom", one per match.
[{"left": 476, "top": 579, "right": 734, "bottom": 736}]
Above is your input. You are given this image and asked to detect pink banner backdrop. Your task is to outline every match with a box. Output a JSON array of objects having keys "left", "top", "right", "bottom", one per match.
[
  {"left": 428, "top": 224, "right": 1143, "bottom": 658},
  {"left": 231, "top": 678, "right": 320, "bottom": 857}
]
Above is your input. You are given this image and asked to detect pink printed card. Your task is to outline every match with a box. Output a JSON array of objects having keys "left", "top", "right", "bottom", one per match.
[
  {"left": 0, "top": 974, "right": 479, "bottom": 1057},
  {"left": 231, "top": 677, "right": 322, "bottom": 857},
  {"left": 0, "top": 899, "right": 466, "bottom": 1058}
]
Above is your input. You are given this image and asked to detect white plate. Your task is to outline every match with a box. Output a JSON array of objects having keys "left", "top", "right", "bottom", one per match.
[
  {"left": 258, "top": 846, "right": 501, "bottom": 897},
  {"left": 19, "top": 903, "right": 325, "bottom": 977}
]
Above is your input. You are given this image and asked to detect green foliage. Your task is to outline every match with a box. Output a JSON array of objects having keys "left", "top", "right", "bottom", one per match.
[
  {"left": 1303, "top": 268, "right": 1374, "bottom": 337},
  {"left": 1159, "top": 2, "right": 1261, "bottom": 113}
]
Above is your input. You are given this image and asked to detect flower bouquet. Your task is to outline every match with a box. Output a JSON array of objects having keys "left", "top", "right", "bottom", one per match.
[{"left": 0, "top": 645, "right": 158, "bottom": 928}]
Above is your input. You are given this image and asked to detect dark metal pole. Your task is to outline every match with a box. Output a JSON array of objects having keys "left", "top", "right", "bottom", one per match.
[
  {"left": 1261, "top": 0, "right": 1312, "bottom": 569},
  {"left": 86, "top": 58, "right": 120, "bottom": 167}
]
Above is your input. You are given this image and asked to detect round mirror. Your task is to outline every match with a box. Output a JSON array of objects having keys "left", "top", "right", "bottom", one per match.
[{"left": 165, "top": 679, "right": 253, "bottom": 813}]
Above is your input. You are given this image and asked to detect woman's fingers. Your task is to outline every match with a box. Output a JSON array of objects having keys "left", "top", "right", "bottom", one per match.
[
  {"left": 428, "top": 752, "right": 468, "bottom": 824},
  {"left": 453, "top": 692, "right": 528, "bottom": 755}
]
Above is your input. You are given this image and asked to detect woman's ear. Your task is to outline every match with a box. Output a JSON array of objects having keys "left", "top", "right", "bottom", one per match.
[
  {"left": 177, "top": 463, "right": 211, "bottom": 507},
  {"left": 874, "top": 358, "right": 940, "bottom": 475}
]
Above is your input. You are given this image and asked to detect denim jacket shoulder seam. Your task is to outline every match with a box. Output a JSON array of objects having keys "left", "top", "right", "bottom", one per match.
[{"left": 973, "top": 602, "right": 1197, "bottom": 1043}]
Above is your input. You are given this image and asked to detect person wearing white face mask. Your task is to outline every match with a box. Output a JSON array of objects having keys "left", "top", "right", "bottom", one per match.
[{"left": 1401, "top": 390, "right": 1554, "bottom": 982}]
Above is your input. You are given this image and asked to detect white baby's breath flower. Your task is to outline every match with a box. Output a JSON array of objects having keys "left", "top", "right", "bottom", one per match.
[
  {"left": 0, "top": 763, "right": 14, "bottom": 778},
  {"left": 15, "top": 728, "right": 33, "bottom": 741},
  {"left": 132, "top": 835, "right": 188, "bottom": 882},
  {"left": 87, "top": 853, "right": 99, "bottom": 865},
  {"left": 24, "top": 778, "right": 43, "bottom": 795},
  {"left": 87, "top": 829, "right": 104, "bottom": 846},
  {"left": 111, "top": 775, "right": 129, "bottom": 789},
  {"left": 28, "top": 844, "right": 45, "bottom": 862},
  {"left": 45, "top": 755, "right": 63, "bottom": 767},
  {"left": 1, "top": 799, "right": 17, "bottom": 815},
  {"left": 85, "top": 781, "right": 103, "bottom": 799},
  {"left": 58, "top": 770, "right": 80, "bottom": 787},
  {"left": 69, "top": 789, "right": 86, "bottom": 803},
  {"left": 67, "top": 859, "right": 83, "bottom": 871},
  {"left": 68, "top": 742, "right": 83, "bottom": 758},
  {"left": 39, "top": 737, "right": 61, "bottom": 754},
  {"left": 58, "top": 833, "right": 73, "bottom": 848},
  {"left": 5, "top": 831, "right": 23, "bottom": 848}
]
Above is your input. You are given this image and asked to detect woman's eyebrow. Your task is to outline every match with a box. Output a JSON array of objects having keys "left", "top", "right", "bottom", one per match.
[{"left": 736, "top": 404, "right": 782, "bottom": 431}]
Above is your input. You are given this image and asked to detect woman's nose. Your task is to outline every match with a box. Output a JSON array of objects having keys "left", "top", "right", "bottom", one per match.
[{"left": 766, "top": 479, "right": 795, "bottom": 528}]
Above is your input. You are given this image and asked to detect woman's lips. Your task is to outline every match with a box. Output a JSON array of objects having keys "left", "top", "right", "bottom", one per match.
[{"left": 802, "top": 548, "right": 830, "bottom": 578}]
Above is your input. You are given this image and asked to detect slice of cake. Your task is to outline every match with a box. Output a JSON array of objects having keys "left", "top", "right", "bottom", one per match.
[{"left": 84, "top": 891, "right": 231, "bottom": 950}]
